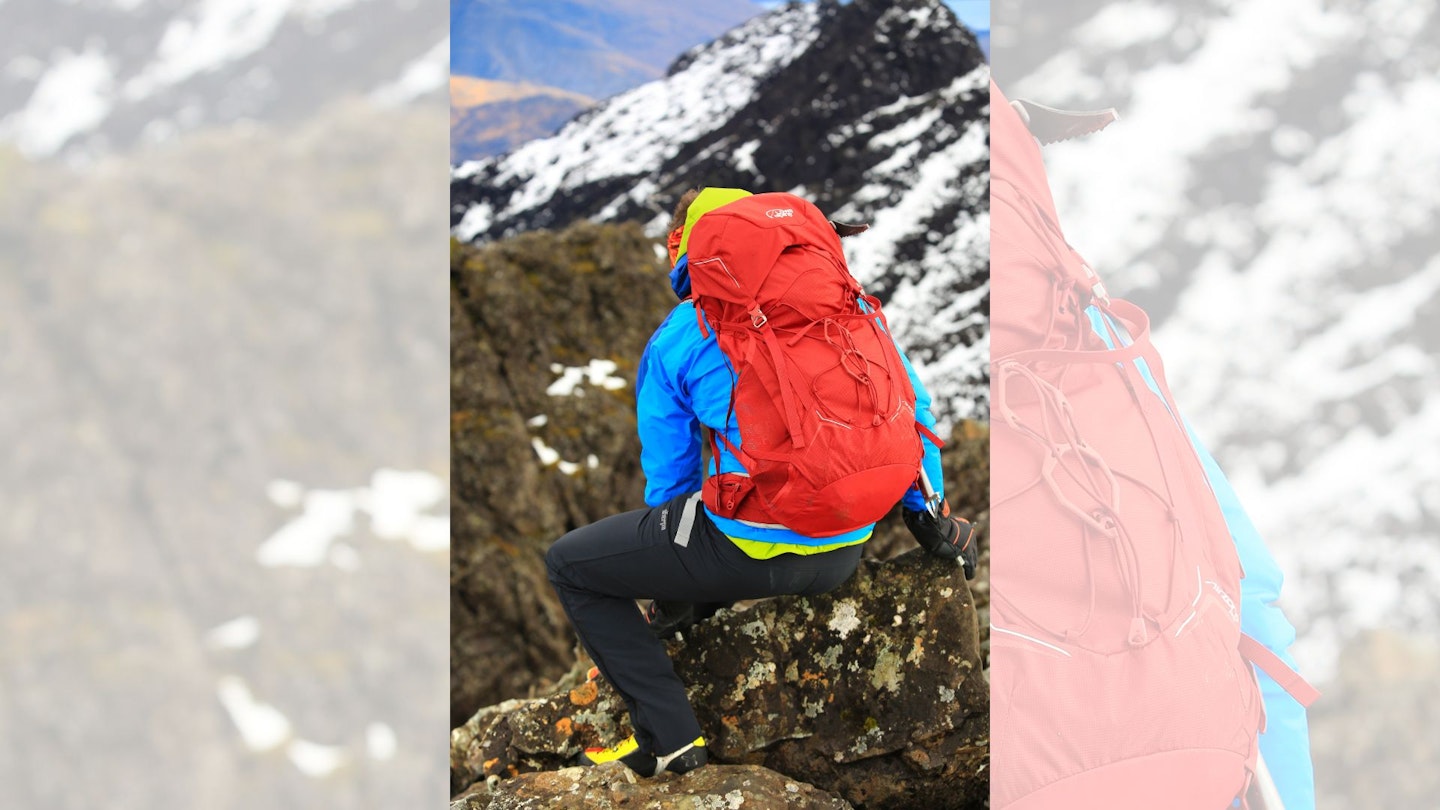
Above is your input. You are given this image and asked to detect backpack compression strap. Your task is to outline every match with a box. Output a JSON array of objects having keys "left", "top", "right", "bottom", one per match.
[
  {"left": 1009, "top": 98, "right": 1120, "bottom": 146},
  {"left": 1238, "top": 633, "right": 1320, "bottom": 708}
]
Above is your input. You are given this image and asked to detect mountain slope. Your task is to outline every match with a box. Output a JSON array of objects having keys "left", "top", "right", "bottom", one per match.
[
  {"left": 0, "top": 0, "right": 446, "bottom": 159},
  {"left": 452, "top": 0, "right": 991, "bottom": 420},
  {"left": 449, "top": 77, "right": 592, "bottom": 163},
  {"left": 0, "top": 99, "right": 449, "bottom": 807}
]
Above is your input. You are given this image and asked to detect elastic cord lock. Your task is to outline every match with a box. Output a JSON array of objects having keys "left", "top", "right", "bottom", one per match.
[{"left": 1128, "top": 617, "right": 1149, "bottom": 646}]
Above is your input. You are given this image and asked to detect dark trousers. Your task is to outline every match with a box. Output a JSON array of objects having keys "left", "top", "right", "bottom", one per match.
[{"left": 545, "top": 491, "right": 863, "bottom": 755}]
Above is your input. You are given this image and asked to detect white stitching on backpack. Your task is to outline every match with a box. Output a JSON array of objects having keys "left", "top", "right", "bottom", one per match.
[
  {"left": 690, "top": 256, "right": 742, "bottom": 290},
  {"left": 993, "top": 626, "right": 1073, "bottom": 657}
]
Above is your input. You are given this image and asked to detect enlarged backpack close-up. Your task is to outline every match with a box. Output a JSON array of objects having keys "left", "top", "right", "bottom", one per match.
[{"left": 988, "top": 79, "right": 1318, "bottom": 810}]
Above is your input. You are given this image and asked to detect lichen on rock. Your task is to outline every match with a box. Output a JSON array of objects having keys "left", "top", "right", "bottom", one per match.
[
  {"left": 452, "top": 549, "right": 987, "bottom": 809},
  {"left": 451, "top": 762, "right": 857, "bottom": 810}
]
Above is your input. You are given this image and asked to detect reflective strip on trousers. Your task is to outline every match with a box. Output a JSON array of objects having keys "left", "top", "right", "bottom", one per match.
[{"left": 673, "top": 492, "right": 702, "bottom": 548}]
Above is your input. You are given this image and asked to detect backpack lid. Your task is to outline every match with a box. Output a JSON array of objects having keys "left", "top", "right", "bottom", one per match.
[{"left": 686, "top": 192, "right": 852, "bottom": 307}]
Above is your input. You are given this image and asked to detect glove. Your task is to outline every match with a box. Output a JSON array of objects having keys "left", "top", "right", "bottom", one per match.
[{"left": 903, "top": 505, "right": 978, "bottom": 579}]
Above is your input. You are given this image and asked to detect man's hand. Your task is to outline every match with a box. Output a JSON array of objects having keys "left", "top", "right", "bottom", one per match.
[{"left": 903, "top": 507, "right": 978, "bottom": 579}]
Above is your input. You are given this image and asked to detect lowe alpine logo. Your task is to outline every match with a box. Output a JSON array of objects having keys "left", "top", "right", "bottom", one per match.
[
  {"left": 765, "top": 208, "right": 795, "bottom": 219},
  {"left": 1207, "top": 580, "right": 1239, "bottom": 623}
]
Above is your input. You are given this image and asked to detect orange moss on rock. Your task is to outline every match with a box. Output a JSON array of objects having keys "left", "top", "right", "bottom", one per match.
[{"left": 569, "top": 681, "right": 599, "bottom": 706}]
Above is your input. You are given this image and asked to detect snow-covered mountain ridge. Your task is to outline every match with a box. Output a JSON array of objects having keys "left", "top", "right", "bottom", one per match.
[{"left": 452, "top": 0, "right": 991, "bottom": 421}]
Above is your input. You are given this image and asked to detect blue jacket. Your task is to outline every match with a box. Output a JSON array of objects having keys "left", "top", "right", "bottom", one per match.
[
  {"left": 636, "top": 288, "right": 944, "bottom": 547},
  {"left": 1189, "top": 424, "right": 1314, "bottom": 810},
  {"left": 1085, "top": 308, "right": 1315, "bottom": 809}
]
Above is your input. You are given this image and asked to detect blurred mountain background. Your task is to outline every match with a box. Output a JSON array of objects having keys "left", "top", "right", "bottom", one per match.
[
  {"left": 450, "top": 0, "right": 990, "bottom": 162},
  {"left": 993, "top": 1, "right": 1440, "bottom": 806},
  {"left": 0, "top": 1, "right": 450, "bottom": 807},
  {"left": 0, "top": 0, "right": 448, "bottom": 161}
]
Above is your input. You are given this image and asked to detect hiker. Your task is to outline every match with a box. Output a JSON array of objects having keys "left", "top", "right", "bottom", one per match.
[
  {"left": 545, "top": 186, "right": 976, "bottom": 777},
  {"left": 990, "top": 80, "right": 1316, "bottom": 809}
]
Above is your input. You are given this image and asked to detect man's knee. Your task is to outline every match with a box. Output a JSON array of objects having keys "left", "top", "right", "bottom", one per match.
[{"left": 545, "top": 534, "right": 570, "bottom": 584}]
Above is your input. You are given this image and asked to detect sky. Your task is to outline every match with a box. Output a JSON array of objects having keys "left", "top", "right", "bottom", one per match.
[
  {"left": 754, "top": 1, "right": 987, "bottom": 30},
  {"left": 944, "top": 0, "right": 989, "bottom": 30}
]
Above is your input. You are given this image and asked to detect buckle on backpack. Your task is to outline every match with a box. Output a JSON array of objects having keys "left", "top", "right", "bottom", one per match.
[
  {"left": 1080, "top": 261, "right": 1110, "bottom": 305},
  {"left": 749, "top": 306, "right": 767, "bottom": 328}
]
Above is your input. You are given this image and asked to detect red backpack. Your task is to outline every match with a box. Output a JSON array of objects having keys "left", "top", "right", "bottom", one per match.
[
  {"left": 989, "top": 79, "right": 1316, "bottom": 808},
  {"left": 684, "top": 192, "right": 936, "bottom": 537}
]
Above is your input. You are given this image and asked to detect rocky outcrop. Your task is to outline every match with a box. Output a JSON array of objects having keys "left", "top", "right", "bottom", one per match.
[
  {"left": 450, "top": 222, "right": 677, "bottom": 725},
  {"left": 862, "top": 419, "right": 990, "bottom": 667},
  {"left": 452, "top": 549, "right": 988, "bottom": 809},
  {"left": 1308, "top": 630, "right": 1440, "bottom": 808},
  {"left": 452, "top": 762, "right": 856, "bottom": 810}
]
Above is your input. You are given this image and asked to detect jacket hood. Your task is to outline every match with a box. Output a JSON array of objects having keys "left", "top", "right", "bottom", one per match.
[{"left": 668, "top": 254, "right": 691, "bottom": 299}]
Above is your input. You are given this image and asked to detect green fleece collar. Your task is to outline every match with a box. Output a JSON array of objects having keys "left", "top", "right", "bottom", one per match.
[{"left": 678, "top": 187, "right": 753, "bottom": 258}]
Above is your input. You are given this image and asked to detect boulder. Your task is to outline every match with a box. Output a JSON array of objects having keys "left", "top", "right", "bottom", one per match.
[
  {"left": 451, "top": 762, "right": 855, "bottom": 810},
  {"left": 862, "top": 420, "right": 990, "bottom": 670},
  {"left": 1309, "top": 630, "right": 1440, "bottom": 808},
  {"left": 452, "top": 549, "right": 987, "bottom": 809}
]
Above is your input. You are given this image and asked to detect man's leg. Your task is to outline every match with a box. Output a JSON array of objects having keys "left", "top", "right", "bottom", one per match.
[
  {"left": 544, "top": 494, "right": 717, "bottom": 756},
  {"left": 545, "top": 492, "right": 866, "bottom": 756}
]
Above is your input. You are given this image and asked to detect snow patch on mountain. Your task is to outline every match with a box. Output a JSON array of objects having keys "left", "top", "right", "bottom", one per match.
[
  {"left": 125, "top": 0, "right": 297, "bottom": 100},
  {"left": 1016, "top": 0, "right": 1352, "bottom": 277},
  {"left": 5, "top": 48, "right": 116, "bottom": 156},
  {"left": 832, "top": 69, "right": 990, "bottom": 420},
  {"left": 0, "top": 0, "right": 442, "bottom": 158},
  {"left": 372, "top": 35, "right": 449, "bottom": 106},
  {"left": 546, "top": 360, "right": 628, "bottom": 396},
  {"left": 218, "top": 675, "right": 293, "bottom": 750},
  {"left": 257, "top": 469, "right": 449, "bottom": 567},
  {"left": 1076, "top": 2, "right": 1177, "bottom": 50},
  {"left": 296, "top": 0, "right": 370, "bottom": 18},
  {"left": 206, "top": 615, "right": 262, "bottom": 650}
]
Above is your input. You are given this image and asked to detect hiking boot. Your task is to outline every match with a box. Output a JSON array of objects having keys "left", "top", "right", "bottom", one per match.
[
  {"left": 643, "top": 600, "right": 696, "bottom": 640},
  {"left": 579, "top": 735, "right": 707, "bottom": 777},
  {"left": 644, "top": 600, "right": 734, "bottom": 640}
]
